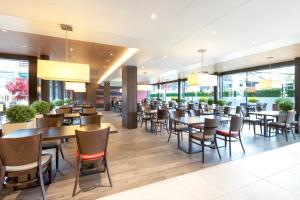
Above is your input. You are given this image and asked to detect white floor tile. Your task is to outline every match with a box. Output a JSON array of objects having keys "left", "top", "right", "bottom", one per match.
[
  {"left": 97, "top": 188, "right": 144, "bottom": 200},
  {"left": 176, "top": 171, "right": 227, "bottom": 200},
  {"left": 286, "top": 164, "right": 300, "bottom": 177},
  {"left": 266, "top": 171, "right": 300, "bottom": 196},
  {"left": 139, "top": 178, "right": 198, "bottom": 200},
  {"left": 200, "top": 163, "right": 259, "bottom": 193},
  {"left": 239, "top": 180, "right": 298, "bottom": 200}
]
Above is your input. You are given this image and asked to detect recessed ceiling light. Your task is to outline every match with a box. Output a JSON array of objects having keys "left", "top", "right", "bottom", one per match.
[
  {"left": 22, "top": 45, "right": 27, "bottom": 48},
  {"left": 2, "top": 29, "right": 7, "bottom": 32},
  {"left": 211, "top": 30, "right": 216, "bottom": 35},
  {"left": 163, "top": 55, "right": 167, "bottom": 58},
  {"left": 110, "top": 53, "right": 113, "bottom": 56},
  {"left": 150, "top": 13, "right": 157, "bottom": 19},
  {"left": 251, "top": 41, "right": 256, "bottom": 45},
  {"left": 69, "top": 48, "right": 74, "bottom": 51},
  {"left": 106, "top": 59, "right": 110, "bottom": 62},
  {"left": 72, "top": 55, "right": 76, "bottom": 58}
]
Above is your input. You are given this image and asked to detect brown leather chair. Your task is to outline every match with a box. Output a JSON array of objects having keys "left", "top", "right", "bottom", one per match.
[
  {"left": 216, "top": 116, "right": 245, "bottom": 156},
  {"left": 37, "top": 116, "right": 65, "bottom": 171},
  {"left": 82, "top": 107, "right": 97, "bottom": 114},
  {"left": 151, "top": 109, "right": 169, "bottom": 135},
  {"left": 80, "top": 114, "right": 101, "bottom": 125},
  {"left": 0, "top": 134, "right": 51, "bottom": 199},
  {"left": 73, "top": 128, "right": 112, "bottom": 197},
  {"left": 191, "top": 118, "right": 221, "bottom": 163}
]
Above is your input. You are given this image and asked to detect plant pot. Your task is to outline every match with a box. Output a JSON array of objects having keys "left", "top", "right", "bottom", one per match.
[{"left": 2, "top": 120, "right": 36, "bottom": 135}]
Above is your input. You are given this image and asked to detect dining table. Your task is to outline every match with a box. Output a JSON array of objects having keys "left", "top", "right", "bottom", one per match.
[
  {"left": 63, "top": 112, "right": 103, "bottom": 120},
  {"left": 249, "top": 110, "right": 280, "bottom": 136},
  {"left": 171, "top": 115, "right": 230, "bottom": 154},
  {"left": 3, "top": 123, "right": 118, "bottom": 140}
]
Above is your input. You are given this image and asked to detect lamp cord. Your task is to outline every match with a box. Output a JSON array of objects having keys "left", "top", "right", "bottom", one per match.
[{"left": 65, "top": 30, "right": 68, "bottom": 62}]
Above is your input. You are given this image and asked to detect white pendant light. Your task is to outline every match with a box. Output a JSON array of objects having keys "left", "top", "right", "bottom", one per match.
[
  {"left": 257, "top": 57, "right": 282, "bottom": 89},
  {"left": 187, "top": 49, "right": 217, "bottom": 86},
  {"left": 137, "top": 72, "right": 152, "bottom": 91},
  {"left": 37, "top": 24, "right": 90, "bottom": 82}
]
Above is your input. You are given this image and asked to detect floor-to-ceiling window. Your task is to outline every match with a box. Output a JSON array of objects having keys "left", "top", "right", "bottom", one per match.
[
  {"left": 220, "top": 65, "right": 295, "bottom": 110},
  {"left": 0, "top": 58, "right": 29, "bottom": 108}
]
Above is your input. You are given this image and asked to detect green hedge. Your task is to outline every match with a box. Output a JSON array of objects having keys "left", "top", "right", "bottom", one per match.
[
  {"left": 166, "top": 93, "right": 178, "bottom": 97},
  {"left": 287, "top": 89, "right": 295, "bottom": 97},
  {"left": 150, "top": 93, "right": 158, "bottom": 98},
  {"left": 245, "top": 88, "right": 281, "bottom": 97},
  {"left": 223, "top": 90, "right": 240, "bottom": 97}
]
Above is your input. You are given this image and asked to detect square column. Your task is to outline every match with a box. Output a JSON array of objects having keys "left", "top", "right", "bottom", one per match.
[
  {"left": 122, "top": 66, "right": 137, "bottom": 129},
  {"left": 104, "top": 81, "right": 110, "bottom": 111}
]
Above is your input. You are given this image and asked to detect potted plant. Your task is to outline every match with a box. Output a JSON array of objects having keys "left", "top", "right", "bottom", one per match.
[
  {"left": 3, "top": 105, "right": 36, "bottom": 135},
  {"left": 278, "top": 98, "right": 294, "bottom": 112},
  {"left": 64, "top": 98, "right": 73, "bottom": 105},
  {"left": 248, "top": 97, "right": 259, "bottom": 103},
  {"left": 207, "top": 98, "right": 214, "bottom": 106},
  {"left": 217, "top": 99, "right": 226, "bottom": 106},
  {"left": 31, "top": 100, "right": 51, "bottom": 115},
  {"left": 52, "top": 99, "right": 64, "bottom": 107}
]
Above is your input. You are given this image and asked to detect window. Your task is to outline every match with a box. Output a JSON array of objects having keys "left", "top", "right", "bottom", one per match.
[{"left": 0, "top": 58, "right": 29, "bottom": 107}]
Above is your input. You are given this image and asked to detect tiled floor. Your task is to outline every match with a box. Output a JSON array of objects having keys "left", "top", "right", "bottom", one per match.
[{"left": 98, "top": 142, "right": 300, "bottom": 200}]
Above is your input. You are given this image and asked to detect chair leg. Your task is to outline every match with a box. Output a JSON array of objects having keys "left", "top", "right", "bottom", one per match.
[
  {"left": 60, "top": 146, "right": 65, "bottom": 160},
  {"left": 167, "top": 131, "right": 172, "bottom": 143},
  {"left": 285, "top": 127, "right": 288, "bottom": 141},
  {"left": 260, "top": 121, "right": 262, "bottom": 134},
  {"left": 291, "top": 127, "right": 296, "bottom": 140},
  {"left": 105, "top": 158, "right": 113, "bottom": 187},
  {"left": 224, "top": 136, "right": 227, "bottom": 147},
  {"left": 48, "top": 161, "right": 52, "bottom": 184},
  {"left": 253, "top": 123, "right": 256, "bottom": 135},
  {"left": 38, "top": 167, "right": 47, "bottom": 200},
  {"left": 0, "top": 166, "right": 5, "bottom": 191},
  {"left": 229, "top": 137, "right": 232, "bottom": 157},
  {"left": 239, "top": 137, "right": 245, "bottom": 153},
  {"left": 55, "top": 146, "right": 59, "bottom": 171},
  {"left": 201, "top": 141, "right": 205, "bottom": 163},
  {"left": 180, "top": 131, "right": 183, "bottom": 140},
  {"left": 214, "top": 136, "right": 221, "bottom": 160},
  {"left": 72, "top": 158, "right": 81, "bottom": 197},
  {"left": 140, "top": 120, "right": 143, "bottom": 127}
]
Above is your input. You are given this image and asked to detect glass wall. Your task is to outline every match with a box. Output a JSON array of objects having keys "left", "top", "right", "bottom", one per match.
[
  {"left": 221, "top": 65, "right": 295, "bottom": 110},
  {"left": 0, "top": 58, "right": 29, "bottom": 108},
  {"left": 184, "top": 80, "right": 214, "bottom": 103}
]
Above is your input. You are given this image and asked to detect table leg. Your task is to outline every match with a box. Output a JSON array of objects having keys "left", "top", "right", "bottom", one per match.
[
  {"left": 264, "top": 115, "right": 267, "bottom": 136},
  {"left": 188, "top": 126, "right": 192, "bottom": 154}
]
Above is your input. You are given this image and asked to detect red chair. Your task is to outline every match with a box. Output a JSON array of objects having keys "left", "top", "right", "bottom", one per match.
[{"left": 73, "top": 128, "right": 112, "bottom": 197}]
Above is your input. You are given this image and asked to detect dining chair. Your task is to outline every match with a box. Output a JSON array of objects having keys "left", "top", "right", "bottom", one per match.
[
  {"left": 167, "top": 110, "right": 188, "bottom": 144},
  {"left": 216, "top": 116, "right": 245, "bottom": 156},
  {"left": 268, "top": 110, "right": 296, "bottom": 141},
  {"left": 140, "top": 106, "right": 152, "bottom": 130},
  {"left": 80, "top": 114, "right": 101, "bottom": 125},
  {"left": 0, "top": 134, "right": 51, "bottom": 200},
  {"left": 151, "top": 109, "right": 169, "bottom": 135},
  {"left": 37, "top": 116, "right": 64, "bottom": 171},
  {"left": 241, "top": 106, "right": 263, "bottom": 135},
  {"left": 223, "top": 106, "right": 231, "bottom": 117},
  {"left": 190, "top": 118, "right": 221, "bottom": 163},
  {"left": 73, "top": 128, "right": 112, "bottom": 197}
]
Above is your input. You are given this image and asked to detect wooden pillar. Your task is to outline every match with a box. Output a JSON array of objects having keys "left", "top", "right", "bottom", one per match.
[
  {"left": 104, "top": 81, "right": 110, "bottom": 111},
  {"left": 213, "top": 86, "right": 218, "bottom": 103},
  {"left": 295, "top": 57, "right": 300, "bottom": 114},
  {"left": 40, "top": 55, "right": 50, "bottom": 102},
  {"left": 122, "top": 66, "right": 137, "bottom": 129},
  {"left": 57, "top": 81, "right": 65, "bottom": 99},
  {"left": 86, "top": 82, "right": 97, "bottom": 106},
  {"left": 28, "top": 58, "right": 38, "bottom": 104}
]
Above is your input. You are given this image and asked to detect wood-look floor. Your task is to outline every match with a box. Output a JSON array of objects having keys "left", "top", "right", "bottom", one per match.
[{"left": 1, "top": 111, "right": 299, "bottom": 200}]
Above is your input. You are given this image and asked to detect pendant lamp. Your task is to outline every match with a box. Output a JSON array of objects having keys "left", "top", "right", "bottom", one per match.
[{"left": 257, "top": 57, "right": 282, "bottom": 89}]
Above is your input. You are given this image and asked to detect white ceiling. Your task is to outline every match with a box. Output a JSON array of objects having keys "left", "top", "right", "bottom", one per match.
[{"left": 0, "top": 0, "right": 300, "bottom": 84}]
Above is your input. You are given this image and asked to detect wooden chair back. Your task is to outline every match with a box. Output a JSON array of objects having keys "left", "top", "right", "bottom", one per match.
[{"left": 80, "top": 115, "right": 101, "bottom": 125}]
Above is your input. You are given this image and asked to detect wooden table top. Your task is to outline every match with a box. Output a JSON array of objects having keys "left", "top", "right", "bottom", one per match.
[
  {"left": 249, "top": 111, "right": 280, "bottom": 117},
  {"left": 3, "top": 123, "right": 118, "bottom": 140},
  {"left": 63, "top": 112, "right": 103, "bottom": 119},
  {"left": 171, "top": 116, "right": 230, "bottom": 125}
]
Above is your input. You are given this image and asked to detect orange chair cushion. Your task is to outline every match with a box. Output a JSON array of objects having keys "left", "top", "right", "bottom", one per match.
[
  {"left": 216, "top": 129, "right": 238, "bottom": 137},
  {"left": 193, "top": 124, "right": 204, "bottom": 129},
  {"left": 76, "top": 151, "right": 105, "bottom": 160}
]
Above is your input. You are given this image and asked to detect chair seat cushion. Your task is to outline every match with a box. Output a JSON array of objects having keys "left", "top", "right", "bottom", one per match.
[
  {"left": 191, "top": 133, "right": 213, "bottom": 141},
  {"left": 193, "top": 124, "right": 204, "bottom": 129},
  {"left": 174, "top": 124, "right": 188, "bottom": 131},
  {"left": 6, "top": 154, "right": 51, "bottom": 172},
  {"left": 76, "top": 151, "right": 104, "bottom": 160},
  {"left": 152, "top": 119, "right": 166, "bottom": 123},
  {"left": 216, "top": 129, "right": 239, "bottom": 137},
  {"left": 42, "top": 139, "right": 61, "bottom": 148}
]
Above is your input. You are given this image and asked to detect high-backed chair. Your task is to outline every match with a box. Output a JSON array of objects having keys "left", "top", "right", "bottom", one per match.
[
  {"left": 216, "top": 116, "right": 244, "bottom": 156},
  {"left": 80, "top": 114, "right": 101, "bottom": 125},
  {"left": 73, "top": 128, "right": 112, "bottom": 197},
  {"left": 140, "top": 106, "right": 152, "bottom": 130},
  {"left": 37, "top": 116, "right": 64, "bottom": 171},
  {"left": 242, "top": 106, "right": 263, "bottom": 135},
  {"left": 167, "top": 110, "right": 188, "bottom": 144},
  {"left": 191, "top": 118, "right": 221, "bottom": 163},
  {"left": 151, "top": 109, "right": 169, "bottom": 135},
  {"left": 0, "top": 134, "right": 51, "bottom": 199}
]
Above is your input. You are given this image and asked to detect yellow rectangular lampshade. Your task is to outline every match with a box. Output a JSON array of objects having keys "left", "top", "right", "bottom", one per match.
[
  {"left": 137, "top": 84, "right": 152, "bottom": 91},
  {"left": 37, "top": 60, "right": 90, "bottom": 82},
  {"left": 188, "top": 73, "right": 217, "bottom": 86}
]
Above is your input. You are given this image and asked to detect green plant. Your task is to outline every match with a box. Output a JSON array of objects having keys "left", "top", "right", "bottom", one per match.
[
  {"left": 207, "top": 98, "right": 214, "bottom": 105},
  {"left": 30, "top": 100, "right": 50, "bottom": 114},
  {"left": 49, "top": 102, "right": 55, "bottom": 111},
  {"left": 217, "top": 99, "right": 226, "bottom": 106},
  {"left": 199, "top": 97, "right": 208, "bottom": 103},
  {"left": 248, "top": 97, "right": 259, "bottom": 103},
  {"left": 6, "top": 105, "right": 36, "bottom": 123},
  {"left": 287, "top": 89, "right": 295, "bottom": 97},
  {"left": 278, "top": 98, "right": 294, "bottom": 112},
  {"left": 275, "top": 98, "right": 283, "bottom": 105},
  {"left": 64, "top": 98, "right": 73, "bottom": 105},
  {"left": 52, "top": 99, "right": 64, "bottom": 106}
]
